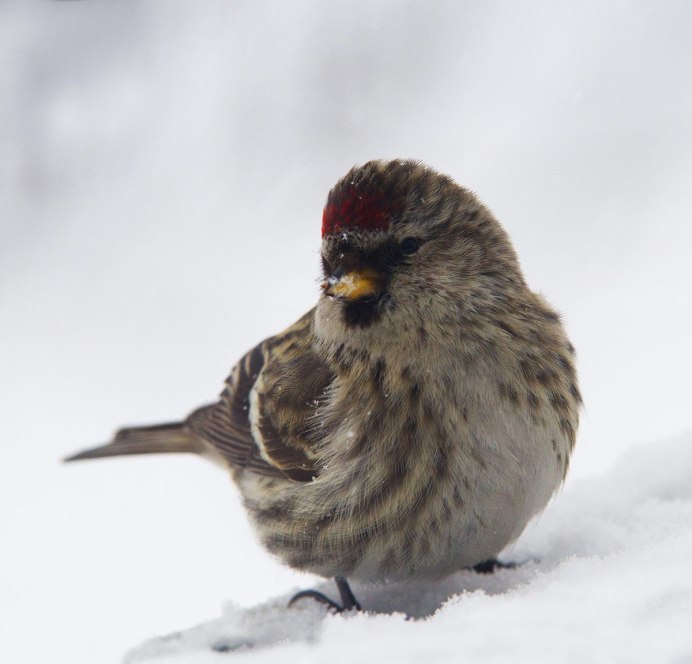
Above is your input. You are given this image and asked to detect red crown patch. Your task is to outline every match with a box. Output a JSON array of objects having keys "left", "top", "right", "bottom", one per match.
[{"left": 322, "top": 184, "right": 392, "bottom": 237}]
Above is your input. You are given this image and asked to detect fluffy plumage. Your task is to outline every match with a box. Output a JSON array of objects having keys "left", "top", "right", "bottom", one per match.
[{"left": 66, "top": 159, "right": 580, "bottom": 590}]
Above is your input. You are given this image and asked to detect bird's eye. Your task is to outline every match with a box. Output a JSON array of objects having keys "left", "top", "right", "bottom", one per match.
[{"left": 400, "top": 237, "right": 421, "bottom": 255}]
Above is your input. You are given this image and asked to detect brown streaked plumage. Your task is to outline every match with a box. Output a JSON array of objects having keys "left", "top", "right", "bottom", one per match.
[{"left": 66, "top": 159, "right": 581, "bottom": 609}]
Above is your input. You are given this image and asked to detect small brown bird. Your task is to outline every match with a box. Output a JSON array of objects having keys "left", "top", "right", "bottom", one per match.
[{"left": 66, "top": 160, "right": 580, "bottom": 611}]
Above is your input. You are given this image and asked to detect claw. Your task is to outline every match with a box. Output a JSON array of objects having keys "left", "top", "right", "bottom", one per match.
[
  {"left": 472, "top": 558, "right": 519, "bottom": 574},
  {"left": 288, "top": 576, "right": 361, "bottom": 612},
  {"left": 288, "top": 589, "right": 344, "bottom": 612}
]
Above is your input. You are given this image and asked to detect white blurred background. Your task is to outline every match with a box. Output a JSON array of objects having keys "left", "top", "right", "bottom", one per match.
[{"left": 1, "top": 1, "right": 691, "bottom": 662}]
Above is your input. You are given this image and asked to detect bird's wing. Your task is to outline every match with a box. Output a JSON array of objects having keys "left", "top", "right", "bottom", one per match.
[{"left": 187, "top": 309, "right": 335, "bottom": 482}]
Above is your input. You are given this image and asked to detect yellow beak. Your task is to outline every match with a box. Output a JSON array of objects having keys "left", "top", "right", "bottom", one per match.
[{"left": 321, "top": 267, "right": 382, "bottom": 301}]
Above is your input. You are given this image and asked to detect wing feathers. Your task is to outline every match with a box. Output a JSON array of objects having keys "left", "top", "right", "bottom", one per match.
[
  {"left": 188, "top": 310, "right": 333, "bottom": 482},
  {"left": 66, "top": 310, "right": 334, "bottom": 484}
]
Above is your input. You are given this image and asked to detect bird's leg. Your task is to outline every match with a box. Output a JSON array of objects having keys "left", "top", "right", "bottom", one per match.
[
  {"left": 472, "top": 558, "right": 518, "bottom": 574},
  {"left": 335, "top": 575, "right": 361, "bottom": 611},
  {"left": 288, "top": 576, "right": 361, "bottom": 612}
]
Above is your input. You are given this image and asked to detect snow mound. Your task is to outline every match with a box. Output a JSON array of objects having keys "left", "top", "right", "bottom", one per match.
[{"left": 127, "top": 434, "right": 692, "bottom": 663}]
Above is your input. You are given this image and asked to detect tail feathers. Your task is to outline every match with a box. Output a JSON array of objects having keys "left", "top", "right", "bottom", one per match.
[{"left": 64, "top": 422, "right": 202, "bottom": 462}]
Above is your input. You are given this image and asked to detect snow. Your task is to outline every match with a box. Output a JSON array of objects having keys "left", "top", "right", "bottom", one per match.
[
  {"left": 2, "top": 1, "right": 692, "bottom": 663},
  {"left": 121, "top": 433, "right": 692, "bottom": 663}
]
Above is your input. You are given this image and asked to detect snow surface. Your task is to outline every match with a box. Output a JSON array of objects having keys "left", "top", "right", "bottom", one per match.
[
  {"left": 2, "top": 1, "right": 692, "bottom": 663},
  {"left": 124, "top": 433, "right": 692, "bottom": 663}
]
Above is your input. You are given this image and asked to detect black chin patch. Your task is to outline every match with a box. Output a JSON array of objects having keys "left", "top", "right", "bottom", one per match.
[{"left": 342, "top": 296, "right": 385, "bottom": 328}]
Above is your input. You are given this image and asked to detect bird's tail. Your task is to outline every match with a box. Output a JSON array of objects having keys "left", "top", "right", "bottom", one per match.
[{"left": 63, "top": 421, "right": 202, "bottom": 462}]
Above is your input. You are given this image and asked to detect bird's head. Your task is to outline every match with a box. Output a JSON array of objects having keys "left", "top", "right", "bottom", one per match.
[{"left": 316, "top": 160, "right": 525, "bottom": 353}]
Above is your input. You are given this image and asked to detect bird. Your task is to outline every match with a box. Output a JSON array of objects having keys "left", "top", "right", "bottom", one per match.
[{"left": 65, "top": 159, "right": 581, "bottom": 612}]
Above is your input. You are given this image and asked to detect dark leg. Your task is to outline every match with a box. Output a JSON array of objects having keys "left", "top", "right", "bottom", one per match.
[
  {"left": 335, "top": 576, "right": 361, "bottom": 611},
  {"left": 288, "top": 576, "right": 361, "bottom": 612},
  {"left": 472, "top": 558, "right": 517, "bottom": 574}
]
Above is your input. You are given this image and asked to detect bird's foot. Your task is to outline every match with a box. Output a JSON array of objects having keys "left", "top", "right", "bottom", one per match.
[
  {"left": 472, "top": 558, "right": 518, "bottom": 574},
  {"left": 288, "top": 589, "right": 345, "bottom": 612},
  {"left": 288, "top": 576, "right": 361, "bottom": 613}
]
